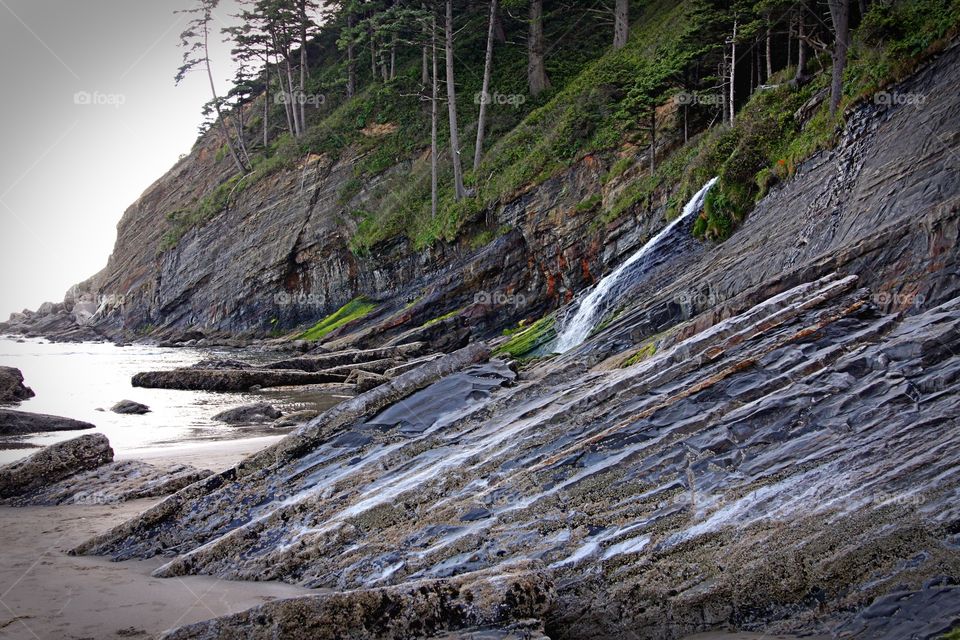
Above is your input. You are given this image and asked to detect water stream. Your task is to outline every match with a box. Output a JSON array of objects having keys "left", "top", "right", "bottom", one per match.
[{"left": 555, "top": 177, "right": 719, "bottom": 351}]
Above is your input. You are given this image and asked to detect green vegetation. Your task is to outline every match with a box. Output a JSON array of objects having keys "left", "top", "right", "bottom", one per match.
[
  {"left": 494, "top": 315, "right": 557, "bottom": 359},
  {"left": 298, "top": 297, "right": 377, "bottom": 341},
  {"left": 162, "top": 0, "right": 960, "bottom": 255},
  {"left": 421, "top": 307, "right": 465, "bottom": 328},
  {"left": 621, "top": 340, "right": 658, "bottom": 368},
  {"left": 939, "top": 630, "right": 960, "bottom": 640}
]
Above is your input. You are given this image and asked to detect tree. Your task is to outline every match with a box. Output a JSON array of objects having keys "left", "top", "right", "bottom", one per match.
[
  {"left": 474, "top": 0, "right": 499, "bottom": 171},
  {"left": 527, "top": 0, "right": 550, "bottom": 96},
  {"left": 827, "top": 0, "right": 850, "bottom": 115},
  {"left": 613, "top": 0, "right": 629, "bottom": 50},
  {"left": 445, "top": 0, "right": 466, "bottom": 200},
  {"left": 176, "top": 0, "right": 249, "bottom": 173}
]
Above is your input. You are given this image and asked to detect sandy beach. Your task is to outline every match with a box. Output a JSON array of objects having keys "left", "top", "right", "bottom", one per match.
[{"left": 0, "top": 437, "right": 308, "bottom": 640}]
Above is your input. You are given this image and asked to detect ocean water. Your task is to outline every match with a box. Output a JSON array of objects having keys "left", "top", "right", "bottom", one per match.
[{"left": 0, "top": 336, "right": 347, "bottom": 464}]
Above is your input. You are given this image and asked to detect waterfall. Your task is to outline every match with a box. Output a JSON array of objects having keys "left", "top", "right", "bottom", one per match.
[{"left": 554, "top": 177, "right": 719, "bottom": 352}]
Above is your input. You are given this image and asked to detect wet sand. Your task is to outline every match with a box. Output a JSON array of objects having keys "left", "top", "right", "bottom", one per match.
[{"left": 0, "top": 438, "right": 309, "bottom": 640}]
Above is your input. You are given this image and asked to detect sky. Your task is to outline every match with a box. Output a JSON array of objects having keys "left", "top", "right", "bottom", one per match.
[{"left": 0, "top": 0, "right": 244, "bottom": 318}]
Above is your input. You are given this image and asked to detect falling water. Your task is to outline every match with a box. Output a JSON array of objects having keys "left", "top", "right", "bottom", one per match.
[{"left": 554, "top": 177, "right": 719, "bottom": 352}]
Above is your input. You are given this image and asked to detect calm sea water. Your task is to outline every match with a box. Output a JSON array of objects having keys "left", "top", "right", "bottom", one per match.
[{"left": 0, "top": 336, "right": 347, "bottom": 464}]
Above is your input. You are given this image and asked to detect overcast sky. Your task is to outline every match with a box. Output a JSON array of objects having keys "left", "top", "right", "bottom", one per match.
[{"left": 0, "top": 0, "right": 244, "bottom": 318}]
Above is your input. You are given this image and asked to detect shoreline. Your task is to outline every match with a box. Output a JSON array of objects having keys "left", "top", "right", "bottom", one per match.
[{"left": 0, "top": 436, "right": 309, "bottom": 640}]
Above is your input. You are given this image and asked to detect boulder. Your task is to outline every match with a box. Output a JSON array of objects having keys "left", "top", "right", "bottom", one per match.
[
  {"left": 0, "top": 433, "right": 113, "bottom": 499},
  {"left": 345, "top": 369, "right": 390, "bottom": 393},
  {"left": 0, "top": 366, "right": 34, "bottom": 404},
  {"left": 110, "top": 400, "right": 151, "bottom": 415},
  {"left": 213, "top": 403, "right": 283, "bottom": 425},
  {"left": 0, "top": 409, "right": 96, "bottom": 436}
]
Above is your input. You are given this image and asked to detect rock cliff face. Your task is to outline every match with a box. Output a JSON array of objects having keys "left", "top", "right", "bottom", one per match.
[{"left": 70, "top": 44, "right": 960, "bottom": 639}]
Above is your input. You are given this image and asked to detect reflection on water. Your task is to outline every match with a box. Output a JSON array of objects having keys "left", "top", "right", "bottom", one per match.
[{"left": 0, "top": 337, "right": 349, "bottom": 464}]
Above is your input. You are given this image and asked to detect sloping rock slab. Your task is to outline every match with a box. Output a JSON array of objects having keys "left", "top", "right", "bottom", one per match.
[
  {"left": 161, "top": 564, "right": 553, "bottom": 640},
  {"left": 132, "top": 369, "right": 346, "bottom": 391},
  {"left": 0, "top": 366, "right": 34, "bottom": 404},
  {"left": 73, "top": 343, "right": 492, "bottom": 561},
  {"left": 2, "top": 459, "right": 211, "bottom": 506},
  {"left": 0, "top": 408, "right": 96, "bottom": 436},
  {"left": 0, "top": 434, "right": 113, "bottom": 498},
  {"left": 265, "top": 343, "right": 427, "bottom": 372}
]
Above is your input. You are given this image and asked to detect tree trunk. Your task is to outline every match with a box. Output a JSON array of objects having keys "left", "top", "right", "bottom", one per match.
[
  {"left": 828, "top": 0, "right": 850, "bottom": 115},
  {"left": 431, "top": 14, "right": 439, "bottom": 218},
  {"left": 370, "top": 30, "right": 377, "bottom": 80},
  {"left": 263, "top": 59, "right": 270, "bottom": 148},
  {"left": 493, "top": 7, "right": 506, "bottom": 43},
  {"left": 422, "top": 45, "right": 429, "bottom": 86},
  {"left": 527, "top": 0, "right": 549, "bottom": 96},
  {"left": 285, "top": 54, "right": 301, "bottom": 137},
  {"left": 347, "top": 16, "right": 356, "bottom": 97},
  {"left": 299, "top": 0, "right": 308, "bottom": 130},
  {"left": 474, "top": 0, "right": 498, "bottom": 172},
  {"left": 729, "top": 17, "right": 737, "bottom": 126},
  {"left": 613, "top": 0, "right": 629, "bottom": 50},
  {"left": 204, "top": 24, "right": 246, "bottom": 172},
  {"left": 766, "top": 20, "right": 773, "bottom": 81},
  {"left": 795, "top": 2, "right": 808, "bottom": 84},
  {"left": 445, "top": 0, "right": 466, "bottom": 200}
]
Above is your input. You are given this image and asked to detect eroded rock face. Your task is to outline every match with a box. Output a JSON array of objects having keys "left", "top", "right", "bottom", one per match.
[
  {"left": 0, "top": 434, "right": 113, "bottom": 499},
  {"left": 0, "top": 409, "right": 96, "bottom": 436},
  {"left": 161, "top": 563, "right": 553, "bottom": 640},
  {"left": 2, "top": 459, "right": 211, "bottom": 506},
  {"left": 0, "top": 367, "right": 34, "bottom": 404}
]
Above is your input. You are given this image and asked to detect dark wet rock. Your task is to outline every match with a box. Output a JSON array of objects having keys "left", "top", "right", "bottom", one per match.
[
  {"left": 2, "top": 459, "right": 211, "bottom": 506},
  {"left": 111, "top": 400, "right": 151, "bottom": 415},
  {"left": 832, "top": 582, "right": 960, "bottom": 639},
  {"left": 0, "top": 409, "right": 96, "bottom": 436},
  {"left": 132, "top": 369, "right": 346, "bottom": 391},
  {"left": 0, "top": 433, "right": 113, "bottom": 499},
  {"left": 213, "top": 403, "right": 283, "bottom": 425},
  {"left": 160, "top": 563, "right": 553, "bottom": 640},
  {"left": 0, "top": 366, "right": 34, "bottom": 404},
  {"left": 346, "top": 369, "right": 390, "bottom": 393}
]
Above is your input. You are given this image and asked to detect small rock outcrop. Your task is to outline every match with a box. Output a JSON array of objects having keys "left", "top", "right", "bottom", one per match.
[
  {"left": 160, "top": 563, "right": 553, "bottom": 640},
  {"left": 213, "top": 403, "right": 283, "bottom": 425},
  {"left": 346, "top": 369, "right": 389, "bottom": 393},
  {"left": 0, "top": 433, "right": 113, "bottom": 498},
  {"left": 110, "top": 400, "right": 151, "bottom": 415},
  {"left": 0, "top": 366, "right": 34, "bottom": 404},
  {"left": 0, "top": 409, "right": 96, "bottom": 436},
  {"left": 132, "top": 369, "right": 346, "bottom": 392},
  {"left": 2, "top": 459, "right": 211, "bottom": 506}
]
